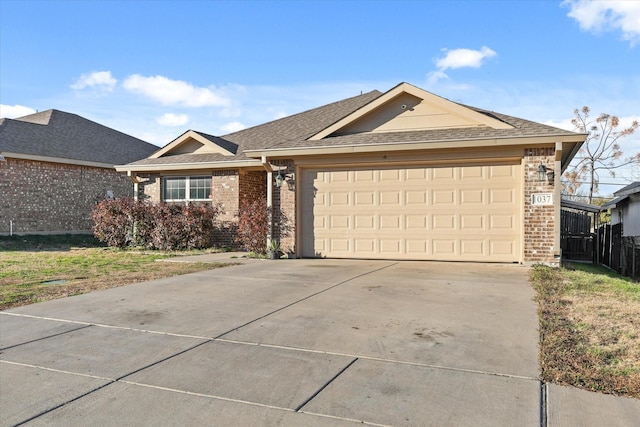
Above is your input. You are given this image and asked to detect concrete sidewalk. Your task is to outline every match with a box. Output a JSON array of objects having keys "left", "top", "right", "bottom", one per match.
[{"left": 1, "top": 259, "right": 638, "bottom": 426}]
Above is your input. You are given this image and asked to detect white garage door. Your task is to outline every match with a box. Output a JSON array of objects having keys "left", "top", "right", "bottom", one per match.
[{"left": 301, "top": 163, "right": 521, "bottom": 262}]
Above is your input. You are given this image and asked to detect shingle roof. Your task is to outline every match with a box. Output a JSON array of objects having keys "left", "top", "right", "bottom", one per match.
[
  {"left": 126, "top": 90, "right": 384, "bottom": 166},
  {"left": 614, "top": 181, "right": 640, "bottom": 196},
  {"left": 123, "top": 86, "right": 581, "bottom": 168},
  {"left": 0, "top": 109, "right": 158, "bottom": 165}
]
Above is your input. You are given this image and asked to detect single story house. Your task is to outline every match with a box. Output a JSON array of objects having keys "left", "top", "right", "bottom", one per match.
[
  {"left": 0, "top": 109, "right": 157, "bottom": 234},
  {"left": 117, "top": 82, "right": 586, "bottom": 264},
  {"left": 603, "top": 181, "right": 640, "bottom": 237}
]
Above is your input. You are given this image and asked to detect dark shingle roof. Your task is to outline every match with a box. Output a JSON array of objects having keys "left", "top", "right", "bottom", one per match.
[
  {"left": 0, "top": 109, "right": 157, "bottom": 165},
  {"left": 126, "top": 90, "right": 383, "bottom": 166},
  {"left": 263, "top": 107, "right": 577, "bottom": 150},
  {"left": 614, "top": 181, "right": 640, "bottom": 196},
  {"left": 123, "top": 87, "right": 581, "bottom": 168}
]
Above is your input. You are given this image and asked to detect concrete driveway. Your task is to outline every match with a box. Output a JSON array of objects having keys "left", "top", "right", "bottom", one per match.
[{"left": 1, "top": 259, "right": 639, "bottom": 426}]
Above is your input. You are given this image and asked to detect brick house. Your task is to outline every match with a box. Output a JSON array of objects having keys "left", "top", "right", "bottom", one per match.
[
  {"left": 0, "top": 109, "right": 157, "bottom": 234},
  {"left": 117, "top": 83, "right": 586, "bottom": 264}
]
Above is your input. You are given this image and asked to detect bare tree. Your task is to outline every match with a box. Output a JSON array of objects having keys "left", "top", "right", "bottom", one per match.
[{"left": 563, "top": 106, "right": 639, "bottom": 204}]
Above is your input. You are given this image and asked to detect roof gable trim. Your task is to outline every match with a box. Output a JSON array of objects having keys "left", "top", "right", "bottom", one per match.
[
  {"left": 150, "top": 130, "right": 235, "bottom": 159},
  {"left": 308, "top": 82, "right": 513, "bottom": 141}
]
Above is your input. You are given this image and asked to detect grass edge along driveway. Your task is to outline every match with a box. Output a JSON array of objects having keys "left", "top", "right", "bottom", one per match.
[
  {"left": 0, "top": 235, "right": 235, "bottom": 311},
  {"left": 531, "top": 263, "right": 640, "bottom": 399}
]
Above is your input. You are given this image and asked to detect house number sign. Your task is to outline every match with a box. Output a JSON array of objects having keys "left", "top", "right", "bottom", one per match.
[{"left": 531, "top": 193, "right": 553, "bottom": 206}]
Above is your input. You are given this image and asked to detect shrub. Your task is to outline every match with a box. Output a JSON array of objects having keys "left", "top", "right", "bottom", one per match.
[
  {"left": 92, "top": 197, "right": 136, "bottom": 248},
  {"left": 236, "top": 197, "right": 269, "bottom": 253},
  {"left": 92, "top": 199, "right": 220, "bottom": 250}
]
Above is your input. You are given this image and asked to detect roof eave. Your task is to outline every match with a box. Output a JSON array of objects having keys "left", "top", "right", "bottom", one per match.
[
  {"left": 0, "top": 151, "right": 116, "bottom": 168},
  {"left": 245, "top": 133, "right": 587, "bottom": 162},
  {"left": 115, "top": 159, "right": 263, "bottom": 173}
]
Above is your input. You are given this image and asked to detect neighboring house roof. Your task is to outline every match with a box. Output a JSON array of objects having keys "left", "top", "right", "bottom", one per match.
[
  {"left": 0, "top": 109, "right": 157, "bottom": 167},
  {"left": 561, "top": 198, "right": 602, "bottom": 213},
  {"left": 117, "top": 82, "right": 586, "bottom": 173},
  {"left": 602, "top": 181, "right": 640, "bottom": 209}
]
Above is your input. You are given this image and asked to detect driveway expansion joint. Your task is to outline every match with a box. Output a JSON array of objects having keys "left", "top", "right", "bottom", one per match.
[
  {"left": 216, "top": 262, "right": 399, "bottom": 338},
  {"left": 540, "top": 382, "right": 548, "bottom": 427},
  {"left": 295, "top": 357, "right": 359, "bottom": 412},
  {"left": 0, "top": 323, "right": 92, "bottom": 351}
]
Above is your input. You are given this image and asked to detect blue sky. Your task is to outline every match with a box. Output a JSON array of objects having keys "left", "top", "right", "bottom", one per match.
[{"left": 1, "top": 0, "right": 638, "bottom": 196}]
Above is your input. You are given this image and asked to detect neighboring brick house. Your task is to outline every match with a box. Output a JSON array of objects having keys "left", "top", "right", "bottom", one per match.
[
  {"left": 0, "top": 109, "right": 157, "bottom": 234},
  {"left": 117, "top": 82, "right": 586, "bottom": 265}
]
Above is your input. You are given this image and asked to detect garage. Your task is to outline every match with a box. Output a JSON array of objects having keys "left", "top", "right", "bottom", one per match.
[{"left": 300, "top": 162, "right": 522, "bottom": 262}]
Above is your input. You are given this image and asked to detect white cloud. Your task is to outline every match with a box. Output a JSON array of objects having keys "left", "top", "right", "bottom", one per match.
[
  {"left": 70, "top": 71, "right": 117, "bottom": 92},
  {"left": 0, "top": 104, "right": 37, "bottom": 118},
  {"left": 122, "top": 74, "right": 230, "bottom": 107},
  {"left": 156, "top": 113, "right": 189, "bottom": 127},
  {"left": 427, "top": 46, "right": 497, "bottom": 85},
  {"left": 220, "top": 121, "right": 246, "bottom": 133},
  {"left": 563, "top": 0, "right": 640, "bottom": 45},
  {"left": 436, "top": 46, "right": 497, "bottom": 70}
]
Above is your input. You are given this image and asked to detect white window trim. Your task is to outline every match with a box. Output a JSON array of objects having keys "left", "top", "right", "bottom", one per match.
[{"left": 163, "top": 176, "right": 212, "bottom": 202}]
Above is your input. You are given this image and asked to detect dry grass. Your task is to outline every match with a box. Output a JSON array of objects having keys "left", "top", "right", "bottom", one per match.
[
  {"left": 0, "top": 235, "right": 236, "bottom": 310},
  {"left": 531, "top": 263, "right": 640, "bottom": 398}
]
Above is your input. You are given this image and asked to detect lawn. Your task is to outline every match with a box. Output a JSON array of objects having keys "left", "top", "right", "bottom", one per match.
[
  {"left": 531, "top": 262, "right": 640, "bottom": 398},
  {"left": 0, "top": 234, "right": 236, "bottom": 310}
]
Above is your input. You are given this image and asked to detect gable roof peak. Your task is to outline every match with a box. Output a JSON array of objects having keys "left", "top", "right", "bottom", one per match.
[{"left": 309, "top": 81, "right": 513, "bottom": 140}]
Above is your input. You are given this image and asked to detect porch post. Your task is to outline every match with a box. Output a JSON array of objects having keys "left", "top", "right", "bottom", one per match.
[{"left": 262, "top": 156, "right": 274, "bottom": 250}]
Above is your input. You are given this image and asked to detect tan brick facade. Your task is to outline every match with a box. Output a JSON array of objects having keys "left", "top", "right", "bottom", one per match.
[
  {"left": 523, "top": 147, "right": 557, "bottom": 265},
  {"left": 0, "top": 158, "right": 133, "bottom": 234},
  {"left": 138, "top": 169, "right": 268, "bottom": 248},
  {"left": 134, "top": 149, "right": 560, "bottom": 263},
  {"left": 272, "top": 160, "right": 296, "bottom": 255}
]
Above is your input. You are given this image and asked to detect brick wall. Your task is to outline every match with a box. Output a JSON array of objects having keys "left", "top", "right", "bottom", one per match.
[
  {"left": 523, "top": 147, "right": 557, "bottom": 265},
  {"left": 272, "top": 160, "right": 296, "bottom": 255},
  {"left": 213, "top": 170, "right": 241, "bottom": 247},
  {"left": 0, "top": 158, "right": 132, "bottom": 234}
]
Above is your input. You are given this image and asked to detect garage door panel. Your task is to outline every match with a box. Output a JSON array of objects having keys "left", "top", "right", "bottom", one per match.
[
  {"left": 406, "top": 215, "right": 428, "bottom": 229},
  {"left": 380, "top": 239, "right": 402, "bottom": 253},
  {"left": 330, "top": 239, "right": 350, "bottom": 252},
  {"left": 301, "top": 164, "right": 521, "bottom": 262},
  {"left": 490, "top": 164, "right": 516, "bottom": 177},
  {"left": 433, "top": 239, "right": 456, "bottom": 255},
  {"left": 380, "top": 215, "right": 401, "bottom": 229},
  {"left": 490, "top": 189, "right": 516, "bottom": 204},
  {"left": 355, "top": 215, "right": 375, "bottom": 228},
  {"left": 460, "top": 189, "right": 484, "bottom": 204},
  {"left": 433, "top": 168, "right": 455, "bottom": 180},
  {"left": 490, "top": 240, "right": 516, "bottom": 255},
  {"left": 355, "top": 239, "right": 375, "bottom": 253},
  {"left": 460, "top": 166, "right": 484, "bottom": 179},
  {"left": 355, "top": 191, "right": 374, "bottom": 205},
  {"left": 330, "top": 192, "right": 350, "bottom": 206},
  {"left": 406, "top": 239, "right": 429, "bottom": 254},
  {"left": 433, "top": 190, "right": 455, "bottom": 204},
  {"left": 490, "top": 215, "right": 516, "bottom": 230},
  {"left": 405, "top": 190, "right": 428, "bottom": 205},
  {"left": 380, "top": 191, "right": 401, "bottom": 205},
  {"left": 461, "top": 214, "right": 484, "bottom": 230},
  {"left": 433, "top": 214, "right": 455, "bottom": 230},
  {"left": 461, "top": 240, "right": 485, "bottom": 255}
]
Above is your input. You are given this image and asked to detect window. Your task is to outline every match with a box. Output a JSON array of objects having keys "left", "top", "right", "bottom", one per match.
[{"left": 163, "top": 176, "right": 211, "bottom": 201}]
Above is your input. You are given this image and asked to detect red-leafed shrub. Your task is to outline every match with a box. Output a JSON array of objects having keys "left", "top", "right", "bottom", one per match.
[
  {"left": 92, "top": 197, "right": 137, "bottom": 248},
  {"left": 92, "top": 199, "right": 220, "bottom": 250},
  {"left": 150, "top": 203, "right": 220, "bottom": 250},
  {"left": 236, "top": 197, "right": 269, "bottom": 254}
]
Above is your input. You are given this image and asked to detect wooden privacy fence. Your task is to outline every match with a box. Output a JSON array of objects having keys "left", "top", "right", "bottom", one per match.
[
  {"left": 598, "top": 223, "right": 639, "bottom": 282},
  {"left": 561, "top": 200, "right": 638, "bottom": 282},
  {"left": 561, "top": 209, "right": 596, "bottom": 262}
]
